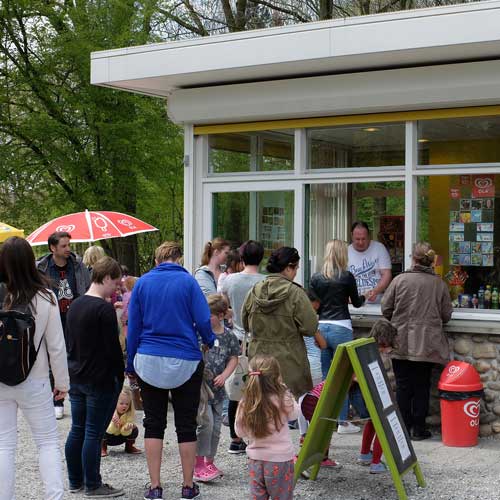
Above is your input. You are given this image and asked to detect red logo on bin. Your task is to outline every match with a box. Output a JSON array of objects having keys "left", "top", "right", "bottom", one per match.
[
  {"left": 463, "top": 401, "right": 480, "bottom": 418},
  {"left": 464, "top": 401, "right": 480, "bottom": 428}
]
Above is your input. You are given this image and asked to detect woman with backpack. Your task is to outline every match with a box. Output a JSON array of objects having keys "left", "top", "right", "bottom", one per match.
[
  {"left": 194, "top": 238, "right": 230, "bottom": 296},
  {"left": 0, "top": 236, "right": 69, "bottom": 500}
]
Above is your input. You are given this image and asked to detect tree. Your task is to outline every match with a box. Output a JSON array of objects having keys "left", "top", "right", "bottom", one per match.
[
  {"left": 152, "top": 0, "right": 473, "bottom": 37},
  {"left": 1, "top": 0, "right": 472, "bottom": 274},
  {"left": 0, "top": 0, "right": 184, "bottom": 273}
]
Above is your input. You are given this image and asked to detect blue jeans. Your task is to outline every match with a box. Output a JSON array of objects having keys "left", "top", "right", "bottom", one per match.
[
  {"left": 65, "top": 379, "right": 121, "bottom": 491},
  {"left": 349, "top": 383, "right": 369, "bottom": 419},
  {"left": 319, "top": 323, "right": 353, "bottom": 422}
]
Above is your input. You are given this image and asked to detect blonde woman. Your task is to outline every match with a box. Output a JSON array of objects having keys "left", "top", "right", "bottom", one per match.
[
  {"left": 309, "top": 239, "right": 367, "bottom": 433},
  {"left": 82, "top": 245, "right": 106, "bottom": 272}
]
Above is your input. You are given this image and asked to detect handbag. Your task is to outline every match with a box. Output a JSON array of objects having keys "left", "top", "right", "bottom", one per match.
[{"left": 224, "top": 335, "right": 248, "bottom": 402}]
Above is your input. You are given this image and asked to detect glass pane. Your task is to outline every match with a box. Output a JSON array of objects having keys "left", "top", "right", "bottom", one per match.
[
  {"left": 212, "top": 192, "right": 250, "bottom": 244},
  {"left": 307, "top": 181, "right": 405, "bottom": 283},
  {"left": 418, "top": 116, "right": 500, "bottom": 165},
  {"left": 209, "top": 135, "right": 251, "bottom": 173},
  {"left": 213, "top": 191, "right": 294, "bottom": 266},
  {"left": 308, "top": 122, "right": 405, "bottom": 169},
  {"left": 418, "top": 173, "right": 500, "bottom": 310},
  {"left": 209, "top": 130, "right": 294, "bottom": 173}
]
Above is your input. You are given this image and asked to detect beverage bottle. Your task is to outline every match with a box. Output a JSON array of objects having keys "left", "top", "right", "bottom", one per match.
[
  {"left": 472, "top": 294, "right": 479, "bottom": 309},
  {"left": 478, "top": 286, "right": 485, "bottom": 309},
  {"left": 484, "top": 285, "right": 492, "bottom": 309},
  {"left": 492, "top": 287, "right": 499, "bottom": 309}
]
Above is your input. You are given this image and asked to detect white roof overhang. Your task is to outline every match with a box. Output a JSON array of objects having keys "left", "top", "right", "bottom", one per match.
[{"left": 91, "top": 1, "right": 500, "bottom": 96}]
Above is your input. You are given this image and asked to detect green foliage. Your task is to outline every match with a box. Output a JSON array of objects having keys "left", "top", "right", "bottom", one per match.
[
  {"left": 0, "top": 0, "right": 184, "bottom": 273},
  {"left": 0, "top": 0, "right": 464, "bottom": 275}
]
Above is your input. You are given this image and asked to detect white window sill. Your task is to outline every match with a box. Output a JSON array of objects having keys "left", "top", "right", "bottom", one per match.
[{"left": 349, "top": 304, "right": 500, "bottom": 321}]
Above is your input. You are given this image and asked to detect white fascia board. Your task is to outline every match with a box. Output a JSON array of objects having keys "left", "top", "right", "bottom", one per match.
[
  {"left": 168, "top": 60, "right": 500, "bottom": 124},
  {"left": 91, "top": 1, "right": 500, "bottom": 94}
]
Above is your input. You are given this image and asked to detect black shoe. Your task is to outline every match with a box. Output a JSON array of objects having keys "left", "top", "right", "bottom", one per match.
[
  {"left": 228, "top": 439, "right": 247, "bottom": 454},
  {"left": 412, "top": 429, "right": 432, "bottom": 441},
  {"left": 85, "top": 483, "right": 124, "bottom": 497}
]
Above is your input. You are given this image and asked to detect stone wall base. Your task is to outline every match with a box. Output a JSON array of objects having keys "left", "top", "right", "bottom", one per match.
[{"left": 353, "top": 324, "right": 500, "bottom": 438}]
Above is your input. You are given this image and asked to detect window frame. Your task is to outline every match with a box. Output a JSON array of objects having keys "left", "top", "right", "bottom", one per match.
[{"left": 193, "top": 114, "right": 500, "bottom": 320}]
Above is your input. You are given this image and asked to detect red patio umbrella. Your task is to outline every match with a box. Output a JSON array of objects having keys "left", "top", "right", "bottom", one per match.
[{"left": 26, "top": 210, "right": 158, "bottom": 246}]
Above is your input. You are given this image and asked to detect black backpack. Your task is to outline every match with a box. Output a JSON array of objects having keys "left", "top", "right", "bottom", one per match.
[{"left": 0, "top": 285, "right": 41, "bottom": 386}]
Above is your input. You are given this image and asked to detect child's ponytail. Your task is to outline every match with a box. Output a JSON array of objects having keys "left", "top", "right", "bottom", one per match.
[{"left": 240, "top": 355, "right": 288, "bottom": 439}]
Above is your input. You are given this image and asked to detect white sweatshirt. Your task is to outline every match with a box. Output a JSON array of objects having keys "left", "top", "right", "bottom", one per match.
[{"left": 28, "top": 290, "right": 70, "bottom": 391}]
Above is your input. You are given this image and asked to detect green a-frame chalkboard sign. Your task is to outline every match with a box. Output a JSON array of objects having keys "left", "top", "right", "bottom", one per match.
[{"left": 294, "top": 338, "right": 425, "bottom": 500}]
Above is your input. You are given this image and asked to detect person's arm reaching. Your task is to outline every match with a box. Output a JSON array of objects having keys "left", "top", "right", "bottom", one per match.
[
  {"left": 213, "top": 331, "right": 240, "bottom": 387},
  {"left": 213, "top": 356, "right": 238, "bottom": 388},
  {"left": 348, "top": 272, "right": 366, "bottom": 308},
  {"left": 367, "top": 246, "right": 392, "bottom": 302},
  {"left": 368, "top": 268, "right": 392, "bottom": 301}
]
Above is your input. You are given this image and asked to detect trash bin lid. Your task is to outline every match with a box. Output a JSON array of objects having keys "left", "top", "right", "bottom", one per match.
[{"left": 438, "top": 361, "right": 483, "bottom": 392}]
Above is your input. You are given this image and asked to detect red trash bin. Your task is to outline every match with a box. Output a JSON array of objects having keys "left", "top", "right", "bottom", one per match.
[{"left": 438, "top": 361, "right": 483, "bottom": 447}]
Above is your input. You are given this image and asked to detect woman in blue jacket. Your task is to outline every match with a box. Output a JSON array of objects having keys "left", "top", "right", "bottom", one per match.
[{"left": 127, "top": 241, "right": 215, "bottom": 500}]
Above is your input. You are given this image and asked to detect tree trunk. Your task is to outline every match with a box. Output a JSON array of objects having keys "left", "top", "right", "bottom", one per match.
[
  {"left": 319, "top": 0, "right": 333, "bottom": 20},
  {"left": 110, "top": 235, "right": 140, "bottom": 276}
]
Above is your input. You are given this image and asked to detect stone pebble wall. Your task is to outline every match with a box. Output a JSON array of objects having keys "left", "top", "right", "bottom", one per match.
[{"left": 355, "top": 326, "right": 500, "bottom": 438}]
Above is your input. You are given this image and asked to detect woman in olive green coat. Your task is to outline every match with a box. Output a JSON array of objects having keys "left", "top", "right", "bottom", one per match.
[{"left": 242, "top": 247, "right": 318, "bottom": 398}]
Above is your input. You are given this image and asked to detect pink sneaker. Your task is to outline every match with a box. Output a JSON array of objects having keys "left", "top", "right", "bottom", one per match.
[
  {"left": 193, "top": 464, "right": 219, "bottom": 482},
  {"left": 205, "top": 463, "right": 223, "bottom": 478},
  {"left": 321, "top": 458, "right": 342, "bottom": 469}
]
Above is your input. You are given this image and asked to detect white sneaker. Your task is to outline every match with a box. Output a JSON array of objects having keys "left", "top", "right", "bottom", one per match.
[
  {"left": 337, "top": 422, "right": 360, "bottom": 434},
  {"left": 54, "top": 406, "right": 64, "bottom": 420}
]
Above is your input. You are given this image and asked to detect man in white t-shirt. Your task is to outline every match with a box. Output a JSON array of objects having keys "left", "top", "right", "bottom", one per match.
[{"left": 348, "top": 221, "right": 392, "bottom": 302}]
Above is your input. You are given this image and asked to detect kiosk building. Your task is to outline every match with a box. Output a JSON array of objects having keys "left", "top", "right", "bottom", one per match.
[{"left": 91, "top": 0, "right": 500, "bottom": 435}]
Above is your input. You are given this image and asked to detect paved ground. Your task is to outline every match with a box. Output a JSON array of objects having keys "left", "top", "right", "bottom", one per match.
[{"left": 14, "top": 407, "right": 500, "bottom": 499}]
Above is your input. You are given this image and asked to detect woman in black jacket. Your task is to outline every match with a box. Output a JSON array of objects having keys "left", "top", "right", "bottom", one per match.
[{"left": 310, "top": 239, "right": 367, "bottom": 433}]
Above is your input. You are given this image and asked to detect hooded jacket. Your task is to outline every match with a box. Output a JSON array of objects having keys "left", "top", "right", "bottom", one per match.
[
  {"left": 126, "top": 262, "right": 215, "bottom": 373},
  {"left": 242, "top": 274, "right": 318, "bottom": 397},
  {"left": 37, "top": 252, "right": 91, "bottom": 299},
  {"left": 381, "top": 265, "right": 453, "bottom": 365}
]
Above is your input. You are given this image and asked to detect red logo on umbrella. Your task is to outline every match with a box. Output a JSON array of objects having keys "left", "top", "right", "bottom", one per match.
[{"left": 56, "top": 224, "right": 76, "bottom": 233}]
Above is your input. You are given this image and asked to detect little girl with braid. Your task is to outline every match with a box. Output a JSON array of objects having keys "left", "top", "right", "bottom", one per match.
[{"left": 235, "top": 355, "right": 298, "bottom": 500}]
